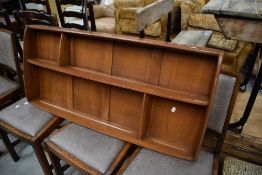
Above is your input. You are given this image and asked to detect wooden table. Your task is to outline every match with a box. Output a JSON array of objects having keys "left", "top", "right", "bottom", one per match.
[{"left": 202, "top": 0, "right": 262, "bottom": 132}]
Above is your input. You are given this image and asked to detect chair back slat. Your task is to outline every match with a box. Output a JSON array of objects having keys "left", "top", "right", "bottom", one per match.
[
  {"left": 56, "top": 0, "right": 88, "bottom": 30},
  {"left": 56, "top": 0, "right": 96, "bottom": 31},
  {"left": 63, "top": 23, "right": 86, "bottom": 30},
  {"left": 14, "top": 10, "right": 58, "bottom": 39},
  {"left": 59, "top": 0, "right": 82, "bottom": 6},
  {"left": 20, "top": 0, "right": 51, "bottom": 14},
  {"left": 62, "top": 11, "right": 84, "bottom": 18}
]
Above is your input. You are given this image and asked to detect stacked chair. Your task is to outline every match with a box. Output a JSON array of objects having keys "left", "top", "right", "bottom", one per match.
[{"left": 0, "top": 28, "right": 63, "bottom": 175}]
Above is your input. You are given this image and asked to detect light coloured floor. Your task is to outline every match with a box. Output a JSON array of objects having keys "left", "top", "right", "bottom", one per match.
[
  {"left": 0, "top": 136, "right": 81, "bottom": 175},
  {"left": 230, "top": 90, "right": 262, "bottom": 138}
]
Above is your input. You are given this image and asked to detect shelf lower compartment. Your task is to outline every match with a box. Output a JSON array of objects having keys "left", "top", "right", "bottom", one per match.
[{"left": 32, "top": 98, "right": 138, "bottom": 137}]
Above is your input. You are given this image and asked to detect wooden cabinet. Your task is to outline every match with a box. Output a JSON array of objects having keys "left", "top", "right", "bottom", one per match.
[{"left": 24, "top": 26, "right": 222, "bottom": 161}]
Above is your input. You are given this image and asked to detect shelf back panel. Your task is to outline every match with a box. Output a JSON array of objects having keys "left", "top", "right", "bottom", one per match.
[
  {"left": 112, "top": 43, "right": 162, "bottom": 84},
  {"left": 73, "top": 77, "right": 106, "bottom": 118},
  {"left": 35, "top": 31, "right": 61, "bottom": 63},
  {"left": 39, "top": 68, "right": 72, "bottom": 108},
  {"left": 109, "top": 87, "right": 143, "bottom": 135},
  {"left": 69, "top": 35, "right": 113, "bottom": 73},
  {"left": 159, "top": 50, "right": 218, "bottom": 97}
]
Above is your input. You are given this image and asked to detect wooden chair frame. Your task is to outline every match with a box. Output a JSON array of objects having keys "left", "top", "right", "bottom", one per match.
[
  {"left": 0, "top": 29, "right": 63, "bottom": 174},
  {"left": 44, "top": 124, "right": 134, "bottom": 175},
  {"left": 116, "top": 71, "right": 240, "bottom": 175}
]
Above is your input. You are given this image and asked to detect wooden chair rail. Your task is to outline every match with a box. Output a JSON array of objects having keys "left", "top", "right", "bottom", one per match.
[{"left": 24, "top": 25, "right": 222, "bottom": 161}]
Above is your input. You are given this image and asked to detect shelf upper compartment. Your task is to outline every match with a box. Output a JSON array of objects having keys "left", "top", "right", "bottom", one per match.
[{"left": 27, "top": 58, "right": 209, "bottom": 106}]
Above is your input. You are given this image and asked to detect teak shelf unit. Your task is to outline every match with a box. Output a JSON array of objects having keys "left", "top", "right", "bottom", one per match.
[{"left": 24, "top": 26, "right": 222, "bottom": 161}]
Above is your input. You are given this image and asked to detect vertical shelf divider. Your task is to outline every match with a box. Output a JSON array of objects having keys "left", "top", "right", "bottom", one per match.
[
  {"left": 66, "top": 76, "right": 73, "bottom": 110},
  {"left": 59, "top": 32, "right": 73, "bottom": 110},
  {"left": 101, "top": 41, "right": 114, "bottom": 120},
  {"left": 101, "top": 86, "right": 111, "bottom": 121},
  {"left": 139, "top": 93, "right": 151, "bottom": 139},
  {"left": 58, "top": 33, "right": 70, "bottom": 66}
]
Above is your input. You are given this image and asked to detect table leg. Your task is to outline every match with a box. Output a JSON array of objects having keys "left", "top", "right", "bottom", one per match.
[
  {"left": 240, "top": 44, "right": 260, "bottom": 92},
  {"left": 229, "top": 46, "right": 262, "bottom": 132}
]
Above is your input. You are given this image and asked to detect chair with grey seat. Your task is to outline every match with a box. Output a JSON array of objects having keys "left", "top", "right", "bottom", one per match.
[
  {"left": 0, "top": 29, "right": 63, "bottom": 175},
  {"left": 116, "top": 72, "right": 239, "bottom": 175},
  {"left": 44, "top": 123, "right": 133, "bottom": 175},
  {"left": 0, "top": 99, "right": 63, "bottom": 175}
]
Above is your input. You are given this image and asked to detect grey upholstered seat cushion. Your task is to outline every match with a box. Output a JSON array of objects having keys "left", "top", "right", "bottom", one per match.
[
  {"left": 208, "top": 74, "right": 236, "bottom": 133},
  {"left": 0, "top": 76, "right": 18, "bottom": 96},
  {"left": 123, "top": 149, "right": 213, "bottom": 175},
  {"left": 49, "top": 123, "right": 126, "bottom": 174},
  {"left": 0, "top": 98, "right": 54, "bottom": 137}
]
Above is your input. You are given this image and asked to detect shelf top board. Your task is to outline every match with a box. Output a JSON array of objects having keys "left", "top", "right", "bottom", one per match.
[{"left": 25, "top": 25, "right": 224, "bottom": 57}]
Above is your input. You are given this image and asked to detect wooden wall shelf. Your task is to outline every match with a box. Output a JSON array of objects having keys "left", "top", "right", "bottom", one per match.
[{"left": 24, "top": 26, "right": 222, "bottom": 161}]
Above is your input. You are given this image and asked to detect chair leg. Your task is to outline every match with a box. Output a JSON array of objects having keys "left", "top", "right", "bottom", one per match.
[
  {"left": 0, "top": 128, "right": 19, "bottom": 162},
  {"left": 32, "top": 141, "right": 53, "bottom": 175},
  {"left": 47, "top": 149, "right": 64, "bottom": 175}
]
